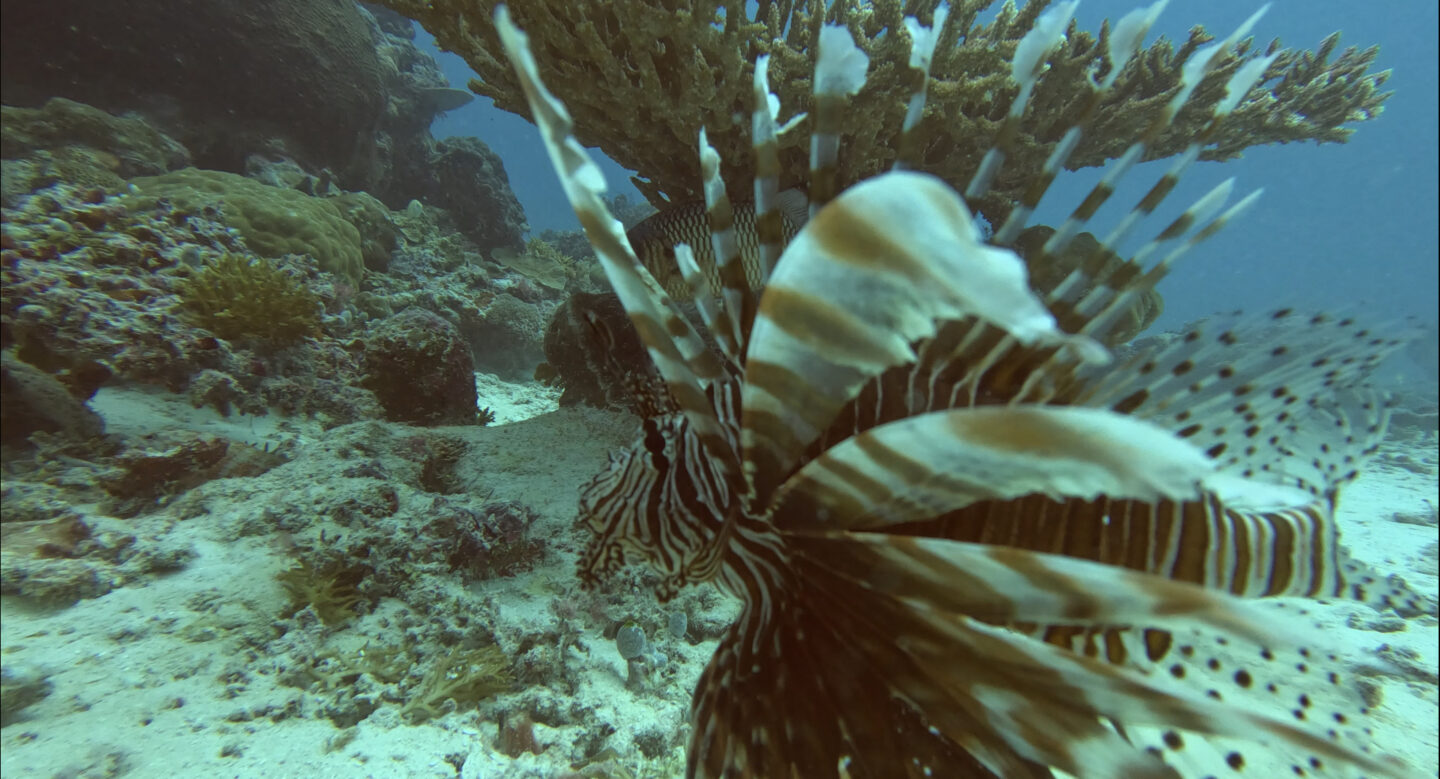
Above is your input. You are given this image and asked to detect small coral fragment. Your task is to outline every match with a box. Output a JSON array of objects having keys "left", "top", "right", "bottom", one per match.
[{"left": 396, "top": 643, "right": 513, "bottom": 723}]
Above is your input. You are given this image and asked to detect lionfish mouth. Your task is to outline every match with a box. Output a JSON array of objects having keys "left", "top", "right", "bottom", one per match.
[{"left": 494, "top": 3, "right": 1428, "bottom": 777}]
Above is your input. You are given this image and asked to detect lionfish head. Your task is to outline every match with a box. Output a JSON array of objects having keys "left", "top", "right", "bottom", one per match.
[
  {"left": 577, "top": 409, "right": 740, "bottom": 601},
  {"left": 495, "top": 3, "right": 1429, "bottom": 777}
]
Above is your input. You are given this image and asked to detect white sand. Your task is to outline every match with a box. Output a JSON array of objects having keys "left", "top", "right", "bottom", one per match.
[{"left": 1, "top": 384, "right": 1435, "bottom": 778}]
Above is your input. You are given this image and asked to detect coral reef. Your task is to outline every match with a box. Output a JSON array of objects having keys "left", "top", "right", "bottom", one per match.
[
  {"left": 276, "top": 556, "right": 371, "bottom": 626},
  {"left": 1, "top": 0, "right": 386, "bottom": 190},
  {"left": 124, "top": 169, "right": 366, "bottom": 286},
  {"left": 0, "top": 350, "right": 105, "bottom": 450},
  {"left": 493, "top": 237, "right": 574, "bottom": 293},
  {"left": 541, "top": 292, "right": 653, "bottom": 410},
  {"left": 1, "top": 6, "right": 531, "bottom": 253},
  {"left": 0, "top": 98, "right": 189, "bottom": 205},
  {"left": 378, "top": 0, "right": 1391, "bottom": 225},
  {"left": 396, "top": 643, "right": 515, "bottom": 723},
  {"left": 1, "top": 183, "right": 381, "bottom": 422},
  {"left": 0, "top": 663, "right": 53, "bottom": 728},
  {"left": 411, "top": 136, "right": 528, "bottom": 253},
  {"left": 431, "top": 500, "right": 546, "bottom": 581},
  {"left": 470, "top": 292, "right": 546, "bottom": 380},
  {"left": 331, "top": 191, "right": 401, "bottom": 274}
]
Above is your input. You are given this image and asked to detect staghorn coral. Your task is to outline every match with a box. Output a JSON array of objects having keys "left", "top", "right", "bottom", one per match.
[
  {"left": 374, "top": 0, "right": 1390, "bottom": 226},
  {"left": 397, "top": 643, "right": 514, "bottom": 723}
]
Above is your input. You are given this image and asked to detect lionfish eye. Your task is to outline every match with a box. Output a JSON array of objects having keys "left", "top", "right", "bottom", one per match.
[{"left": 641, "top": 418, "right": 670, "bottom": 469}]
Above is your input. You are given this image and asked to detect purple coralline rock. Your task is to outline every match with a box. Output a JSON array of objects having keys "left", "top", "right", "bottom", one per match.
[{"left": 362, "top": 307, "right": 477, "bottom": 426}]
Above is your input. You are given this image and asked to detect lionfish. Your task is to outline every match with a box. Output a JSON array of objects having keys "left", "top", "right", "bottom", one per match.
[{"left": 495, "top": 3, "right": 1428, "bottom": 777}]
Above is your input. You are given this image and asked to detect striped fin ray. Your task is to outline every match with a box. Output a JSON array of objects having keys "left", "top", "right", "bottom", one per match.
[
  {"left": 1066, "top": 186, "right": 1263, "bottom": 348},
  {"left": 807, "top": 24, "right": 869, "bottom": 219},
  {"left": 993, "top": 0, "right": 1171, "bottom": 244},
  {"left": 698, "top": 128, "right": 748, "bottom": 358},
  {"left": 984, "top": 36, "right": 1279, "bottom": 402},
  {"left": 955, "top": 124, "right": 1267, "bottom": 412},
  {"left": 688, "top": 574, "right": 1057, "bottom": 778},
  {"left": 673, "top": 243, "right": 740, "bottom": 365},
  {"left": 494, "top": 7, "right": 740, "bottom": 480},
  {"left": 742, "top": 172, "right": 1105, "bottom": 503},
  {"left": 1002, "top": 183, "right": 1265, "bottom": 405},
  {"left": 909, "top": 493, "right": 1347, "bottom": 602},
  {"left": 1094, "top": 51, "right": 1280, "bottom": 259},
  {"left": 964, "top": 1, "right": 1079, "bottom": 204},
  {"left": 980, "top": 181, "right": 1255, "bottom": 409},
  {"left": 892, "top": 6, "right": 948, "bottom": 173},
  {"left": 1039, "top": 5, "right": 1273, "bottom": 264}
]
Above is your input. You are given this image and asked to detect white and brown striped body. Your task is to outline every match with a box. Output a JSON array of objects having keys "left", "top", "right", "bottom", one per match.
[{"left": 495, "top": 4, "right": 1426, "bottom": 777}]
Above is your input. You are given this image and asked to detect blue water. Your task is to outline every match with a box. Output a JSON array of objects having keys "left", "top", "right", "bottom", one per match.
[{"left": 426, "top": 0, "right": 1438, "bottom": 331}]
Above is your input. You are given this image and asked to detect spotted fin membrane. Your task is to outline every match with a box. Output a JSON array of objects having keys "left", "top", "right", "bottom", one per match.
[{"left": 494, "top": 3, "right": 1426, "bottom": 777}]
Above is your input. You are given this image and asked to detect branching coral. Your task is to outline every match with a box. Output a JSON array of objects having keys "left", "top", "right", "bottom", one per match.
[
  {"left": 373, "top": 0, "right": 1390, "bottom": 226},
  {"left": 178, "top": 253, "right": 321, "bottom": 346},
  {"left": 396, "top": 643, "right": 514, "bottom": 722},
  {"left": 276, "top": 558, "right": 369, "bottom": 626}
]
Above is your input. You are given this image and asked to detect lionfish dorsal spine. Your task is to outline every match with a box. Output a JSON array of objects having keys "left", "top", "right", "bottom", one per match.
[
  {"left": 696, "top": 127, "right": 747, "bottom": 359},
  {"left": 992, "top": 1, "right": 1170, "bottom": 244},
  {"left": 493, "top": 7, "right": 741, "bottom": 481},
  {"left": 672, "top": 242, "right": 740, "bottom": 365},
  {"left": 893, "top": 6, "right": 948, "bottom": 173},
  {"left": 964, "top": 1, "right": 1078, "bottom": 204},
  {"left": 807, "top": 24, "right": 869, "bottom": 219},
  {"left": 1036, "top": 7, "right": 1268, "bottom": 266},
  {"left": 750, "top": 53, "right": 790, "bottom": 290}
]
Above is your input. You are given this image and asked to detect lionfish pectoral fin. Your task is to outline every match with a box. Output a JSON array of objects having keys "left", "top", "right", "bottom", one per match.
[
  {"left": 1341, "top": 552, "right": 1440, "bottom": 617},
  {"left": 771, "top": 404, "right": 1214, "bottom": 531},
  {"left": 1073, "top": 310, "right": 1405, "bottom": 487},
  {"left": 743, "top": 171, "right": 1103, "bottom": 502},
  {"left": 689, "top": 579, "right": 1060, "bottom": 779}
]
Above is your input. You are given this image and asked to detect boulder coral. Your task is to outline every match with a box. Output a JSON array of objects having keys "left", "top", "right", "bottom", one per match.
[
  {"left": 362, "top": 307, "right": 479, "bottom": 426},
  {"left": 124, "top": 169, "right": 367, "bottom": 287}
]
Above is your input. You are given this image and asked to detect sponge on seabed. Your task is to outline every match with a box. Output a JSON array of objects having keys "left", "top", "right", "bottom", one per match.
[{"left": 125, "top": 168, "right": 365, "bottom": 286}]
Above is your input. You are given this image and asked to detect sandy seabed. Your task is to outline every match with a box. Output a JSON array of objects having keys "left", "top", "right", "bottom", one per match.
[{"left": 2, "top": 377, "right": 1436, "bottom": 779}]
